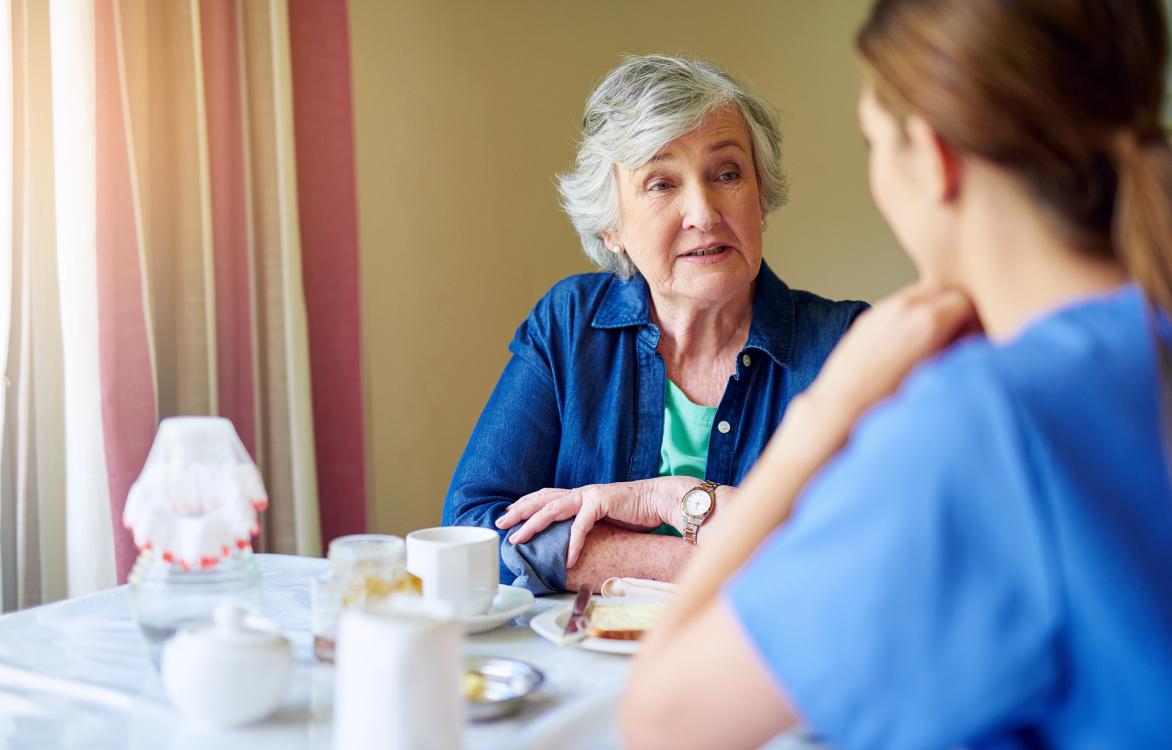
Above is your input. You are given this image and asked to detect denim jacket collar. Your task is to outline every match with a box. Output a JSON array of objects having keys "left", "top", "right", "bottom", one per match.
[{"left": 590, "top": 260, "right": 795, "bottom": 367}]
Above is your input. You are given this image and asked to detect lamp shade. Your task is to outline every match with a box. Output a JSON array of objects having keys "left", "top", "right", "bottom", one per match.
[{"left": 123, "top": 417, "right": 269, "bottom": 571}]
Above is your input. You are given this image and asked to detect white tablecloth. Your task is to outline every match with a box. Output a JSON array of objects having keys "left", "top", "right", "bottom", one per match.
[{"left": 0, "top": 554, "right": 630, "bottom": 749}]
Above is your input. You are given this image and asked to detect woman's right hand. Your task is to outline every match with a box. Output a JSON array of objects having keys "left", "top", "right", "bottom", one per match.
[{"left": 496, "top": 476, "right": 695, "bottom": 568}]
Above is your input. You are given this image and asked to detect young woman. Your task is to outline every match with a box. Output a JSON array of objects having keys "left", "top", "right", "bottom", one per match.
[{"left": 621, "top": 1, "right": 1172, "bottom": 748}]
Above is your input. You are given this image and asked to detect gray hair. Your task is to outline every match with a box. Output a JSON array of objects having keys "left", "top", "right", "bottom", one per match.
[{"left": 557, "top": 54, "right": 789, "bottom": 279}]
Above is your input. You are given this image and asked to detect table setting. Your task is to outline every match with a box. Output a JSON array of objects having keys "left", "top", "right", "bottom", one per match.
[
  {"left": 0, "top": 417, "right": 819, "bottom": 750},
  {"left": 0, "top": 551, "right": 640, "bottom": 749},
  {"left": 0, "top": 417, "right": 639, "bottom": 749}
]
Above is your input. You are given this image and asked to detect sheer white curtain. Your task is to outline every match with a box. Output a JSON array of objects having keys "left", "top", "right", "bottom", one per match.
[
  {"left": 49, "top": 0, "right": 116, "bottom": 599},
  {"left": 1, "top": 0, "right": 368, "bottom": 612},
  {"left": 0, "top": 0, "right": 13, "bottom": 611},
  {"left": 2, "top": 0, "right": 367, "bottom": 612},
  {"left": 1, "top": 0, "right": 115, "bottom": 612}
]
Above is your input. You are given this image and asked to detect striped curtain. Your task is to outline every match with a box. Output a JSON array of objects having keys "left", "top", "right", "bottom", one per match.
[{"left": 0, "top": 0, "right": 366, "bottom": 608}]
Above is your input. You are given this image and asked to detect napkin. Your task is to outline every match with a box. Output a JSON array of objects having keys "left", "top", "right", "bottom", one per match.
[
  {"left": 333, "top": 596, "right": 463, "bottom": 750},
  {"left": 599, "top": 577, "right": 677, "bottom": 600}
]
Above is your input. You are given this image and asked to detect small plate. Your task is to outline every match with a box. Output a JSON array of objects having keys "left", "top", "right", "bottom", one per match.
[
  {"left": 460, "top": 585, "right": 535, "bottom": 634},
  {"left": 528, "top": 599, "right": 641, "bottom": 655},
  {"left": 463, "top": 655, "right": 544, "bottom": 721}
]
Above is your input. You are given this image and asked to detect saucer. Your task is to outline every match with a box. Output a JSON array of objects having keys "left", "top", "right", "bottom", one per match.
[{"left": 460, "top": 585, "right": 536, "bottom": 634}]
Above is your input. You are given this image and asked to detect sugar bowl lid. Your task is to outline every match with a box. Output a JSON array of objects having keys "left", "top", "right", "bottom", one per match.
[{"left": 177, "top": 602, "right": 287, "bottom": 650}]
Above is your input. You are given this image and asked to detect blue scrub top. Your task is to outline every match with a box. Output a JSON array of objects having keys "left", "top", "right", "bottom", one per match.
[{"left": 727, "top": 285, "right": 1172, "bottom": 749}]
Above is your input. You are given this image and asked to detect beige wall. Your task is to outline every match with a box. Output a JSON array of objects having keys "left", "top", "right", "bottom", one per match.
[{"left": 348, "top": 0, "right": 915, "bottom": 536}]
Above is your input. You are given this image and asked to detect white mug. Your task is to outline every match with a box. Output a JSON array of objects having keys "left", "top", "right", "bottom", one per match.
[
  {"left": 333, "top": 597, "right": 463, "bottom": 750},
  {"left": 406, "top": 526, "right": 499, "bottom": 617}
]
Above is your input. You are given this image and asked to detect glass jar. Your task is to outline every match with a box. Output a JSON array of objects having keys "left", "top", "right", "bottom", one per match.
[
  {"left": 129, "top": 547, "right": 262, "bottom": 669},
  {"left": 311, "top": 534, "right": 418, "bottom": 662}
]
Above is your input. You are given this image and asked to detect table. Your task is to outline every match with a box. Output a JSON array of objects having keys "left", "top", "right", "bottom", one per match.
[{"left": 0, "top": 554, "right": 631, "bottom": 749}]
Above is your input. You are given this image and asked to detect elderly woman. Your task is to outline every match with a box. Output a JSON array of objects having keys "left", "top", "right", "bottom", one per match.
[{"left": 442, "top": 55, "right": 866, "bottom": 594}]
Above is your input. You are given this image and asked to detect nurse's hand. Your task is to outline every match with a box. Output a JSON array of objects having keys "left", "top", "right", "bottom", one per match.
[
  {"left": 496, "top": 476, "right": 696, "bottom": 568},
  {"left": 802, "top": 281, "right": 979, "bottom": 438}
]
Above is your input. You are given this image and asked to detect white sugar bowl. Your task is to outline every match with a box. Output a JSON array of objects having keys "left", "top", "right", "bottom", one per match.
[{"left": 161, "top": 602, "right": 294, "bottom": 726}]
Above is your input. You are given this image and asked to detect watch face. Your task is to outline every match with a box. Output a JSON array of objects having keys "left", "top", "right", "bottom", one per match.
[{"left": 682, "top": 488, "right": 712, "bottom": 516}]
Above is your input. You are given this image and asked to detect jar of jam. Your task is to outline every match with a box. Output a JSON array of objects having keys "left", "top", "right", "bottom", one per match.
[{"left": 311, "top": 534, "right": 420, "bottom": 662}]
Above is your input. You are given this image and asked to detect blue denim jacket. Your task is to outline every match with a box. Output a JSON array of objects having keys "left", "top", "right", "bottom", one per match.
[{"left": 442, "top": 262, "right": 867, "bottom": 594}]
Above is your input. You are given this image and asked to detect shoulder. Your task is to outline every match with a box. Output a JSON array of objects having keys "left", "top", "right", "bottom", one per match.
[
  {"left": 750, "top": 263, "right": 869, "bottom": 375},
  {"left": 788, "top": 288, "right": 869, "bottom": 351},
  {"left": 848, "top": 285, "right": 1151, "bottom": 480},
  {"left": 982, "top": 286, "right": 1151, "bottom": 399},
  {"left": 754, "top": 263, "right": 869, "bottom": 337},
  {"left": 850, "top": 338, "right": 1017, "bottom": 476},
  {"left": 523, "top": 272, "right": 620, "bottom": 328},
  {"left": 762, "top": 283, "right": 868, "bottom": 385},
  {"left": 510, "top": 272, "right": 629, "bottom": 363},
  {"left": 789, "top": 287, "right": 870, "bottom": 327},
  {"left": 538, "top": 272, "right": 616, "bottom": 306},
  {"left": 900, "top": 286, "right": 1152, "bottom": 437}
]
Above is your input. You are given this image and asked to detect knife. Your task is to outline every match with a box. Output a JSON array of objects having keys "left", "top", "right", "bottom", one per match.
[{"left": 561, "top": 584, "right": 592, "bottom": 640}]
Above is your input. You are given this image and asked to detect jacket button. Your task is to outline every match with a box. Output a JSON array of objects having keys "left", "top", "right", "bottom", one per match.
[
  {"left": 717, "top": 420, "right": 731, "bottom": 434},
  {"left": 741, "top": 354, "right": 751, "bottom": 367}
]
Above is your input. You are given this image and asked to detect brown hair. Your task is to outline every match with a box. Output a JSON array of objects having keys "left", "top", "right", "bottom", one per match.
[{"left": 857, "top": 0, "right": 1172, "bottom": 313}]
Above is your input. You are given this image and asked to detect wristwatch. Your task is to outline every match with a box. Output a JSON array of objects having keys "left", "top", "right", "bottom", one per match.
[{"left": 680, "top": 480, "right": 719, "bottom": 545}]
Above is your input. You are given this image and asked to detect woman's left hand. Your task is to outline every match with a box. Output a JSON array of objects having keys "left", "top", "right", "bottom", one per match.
[{"left": 496, "top": 476, "right": 694, "bottom": 568}]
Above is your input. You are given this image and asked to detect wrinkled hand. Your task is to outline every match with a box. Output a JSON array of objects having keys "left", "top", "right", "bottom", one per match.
[
  {"left": 496, "top": 477, "right": 691, "bottom": 568},
  {"left": 804, "top": 281, "right": 979, "bottom": 431}
]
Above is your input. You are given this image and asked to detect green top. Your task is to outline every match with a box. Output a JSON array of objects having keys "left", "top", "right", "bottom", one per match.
[{"left": 649, "top": 380, "right": 717, "bottom": 537}]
